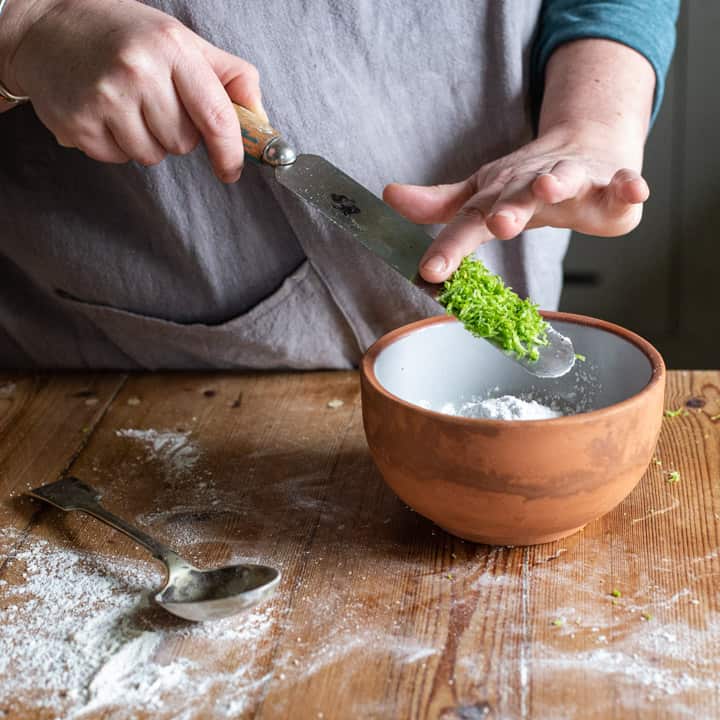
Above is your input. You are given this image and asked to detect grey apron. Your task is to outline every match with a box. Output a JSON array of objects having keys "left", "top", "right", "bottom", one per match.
[{"left": 0, "top": 0, "right": 570, "bottom": 369}]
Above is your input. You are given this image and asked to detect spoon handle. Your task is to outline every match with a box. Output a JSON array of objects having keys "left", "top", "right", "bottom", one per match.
[{"left": 28, "top": 476, "right": 188, "bottom": 569}]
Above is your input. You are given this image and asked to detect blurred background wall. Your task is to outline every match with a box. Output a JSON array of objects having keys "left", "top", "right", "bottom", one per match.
[{"left": 559, "top": 1, "right": 718, "bottom": 368}]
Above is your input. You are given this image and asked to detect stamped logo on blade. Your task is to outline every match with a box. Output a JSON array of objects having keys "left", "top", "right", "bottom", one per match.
[{"left": 330, "top": 193, "right": 361, "bottom": 216}]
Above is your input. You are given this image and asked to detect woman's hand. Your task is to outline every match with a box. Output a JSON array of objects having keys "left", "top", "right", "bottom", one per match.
[
  {"left": 0, "top": 0, "right": 265, "bottom": 182},
  {"left": 383, "top": 121, "right": 650, "bottom": 282},
  {"left": 384, "top": 39, "right": 656, "bottom": 284}
]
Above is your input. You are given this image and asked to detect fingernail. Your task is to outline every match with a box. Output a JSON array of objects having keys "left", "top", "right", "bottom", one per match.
[
  {"left": 422, "top": 254, "right": 447, "bottom": 273},
  {"left": 491, "top": 210, "right": 517, "bottom": 222}
]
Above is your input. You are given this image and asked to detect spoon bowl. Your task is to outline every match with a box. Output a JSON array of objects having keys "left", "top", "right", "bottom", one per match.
[{"left": 156, "top": 562, "right": 281, "bottom": 622}]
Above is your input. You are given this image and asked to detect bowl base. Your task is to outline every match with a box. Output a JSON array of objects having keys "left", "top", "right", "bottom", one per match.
[{"left": 437, "top": 523, "right": 586, "bottom": 547}]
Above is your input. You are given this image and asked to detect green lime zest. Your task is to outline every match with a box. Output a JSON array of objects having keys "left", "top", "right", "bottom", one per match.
[
  {"left": 666, "top": 470, "right": 681, "bottom": 484},
  {"left": 575, "top": 353, "right": 586, "bottom": 362},
  {"left": 611, "top": 588, "right": 622, "bottom": 598},
  {"left": 438, "top": 256, "right": 549, "bottom": 362},
  {"left": 664, "top": 408, "right": 688, "bottom": 418}
]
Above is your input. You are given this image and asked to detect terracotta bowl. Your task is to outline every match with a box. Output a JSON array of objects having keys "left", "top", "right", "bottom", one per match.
[{"left": 360, "top": 312, "right": 666, "bottom": 546}]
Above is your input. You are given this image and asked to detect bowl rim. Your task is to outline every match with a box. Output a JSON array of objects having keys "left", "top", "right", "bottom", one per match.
[{"left": 361, "top": 311, "right": 666, "bottom": 427}]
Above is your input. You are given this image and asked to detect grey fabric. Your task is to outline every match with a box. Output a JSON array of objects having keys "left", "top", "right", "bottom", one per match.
[{"left": 0, "top": 0, "right": 570, "bottom": 369}]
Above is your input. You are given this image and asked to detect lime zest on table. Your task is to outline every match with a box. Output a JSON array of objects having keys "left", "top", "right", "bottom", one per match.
[
  {"left": 574, "top": 353, "right": 586, "bottom": 362},
  {"left": 438, "top": 256, "right": 549, "bottom": 362},
  {"left": 666, "top": 470, "right": 681, "bottom": 484},
  {"left": 664, "top": 408, "right": 689, "bottom": 418}
]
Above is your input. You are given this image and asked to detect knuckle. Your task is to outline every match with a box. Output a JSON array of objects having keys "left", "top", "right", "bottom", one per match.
[
  {"left": 115, "top": 44, "right": 153, "bottom": 80},
  {"left": 456, "top": 204, "right": 487, "bottom": 221},
  {"left": 202, "top": 100, "right": 238, "bottom": 137},
  {"left": 154, "top": 20, "right": 186, "bottom": 47},
  {"left": 92, "top": 78, "right": 119, "bottom": 107}
]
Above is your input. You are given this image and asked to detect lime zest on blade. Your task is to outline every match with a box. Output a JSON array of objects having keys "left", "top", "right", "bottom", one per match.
[{"left": 438, "top": 256, "right": 550, "bottom": 362}]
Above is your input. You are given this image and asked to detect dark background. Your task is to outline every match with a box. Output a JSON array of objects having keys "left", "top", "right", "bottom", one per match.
[{"left": 559, "top": 1, "right": 719, "bottom": 369}]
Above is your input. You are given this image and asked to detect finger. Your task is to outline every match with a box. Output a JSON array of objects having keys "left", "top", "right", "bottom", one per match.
[
  {"left": 106, "top": 108, "right": 166, "bottom": 167},
  {"left": 172, "top": 50, "right": 245, "bottom": 183},
  {"left": 540, "top": 167, "right": 647, "bottom": 237},
  {"left": 418, "top": 190, "right": 497, "bottom": 282},
  {"left": 382, "top": 179, "right": 475, "bottom": 224},
  {"left": 486, "top": 173, "right": 540, "bottom": 240},
  {"left": 201, "top": 42, "right": 268, "bottom": 122},
  {"left": 142, "top": 87, "right": 200, "bottom": 156},
  {"left": 609, "top": 168, "right": 649, "bottom": 206},
  {"left": 532, "top": 159, "right": 589, "bottom": 205},
  {"left": 75, "top": 126, "right": 131, "bottom": 164}
]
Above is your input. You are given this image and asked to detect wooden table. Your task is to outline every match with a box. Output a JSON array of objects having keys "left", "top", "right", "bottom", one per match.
[{"left": 0, "top": 370, "right": 718, "bottom": 720}]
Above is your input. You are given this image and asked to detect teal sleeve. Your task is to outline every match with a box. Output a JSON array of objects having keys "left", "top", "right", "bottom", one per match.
[{"left": 532, "top": 0, "right": 680, "bottom": 127}]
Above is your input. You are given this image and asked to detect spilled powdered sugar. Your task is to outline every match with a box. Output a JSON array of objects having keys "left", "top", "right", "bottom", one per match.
[
  {"left": 115, "top": 428, "right": 201, "bottom": 477},
  {"left": 2, "top": 527, "right": 719, "bottom": 719},
  {"left": 0, "top": 528, "right": 274, "bottom": 719},
  {"left": 3, "top": 399, "right": 717, "bottom": 718}
]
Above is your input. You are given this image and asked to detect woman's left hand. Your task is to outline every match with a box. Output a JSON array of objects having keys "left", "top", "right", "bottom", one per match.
[{"left": 383, "top": 119, "right": 649, "bottom": 284}]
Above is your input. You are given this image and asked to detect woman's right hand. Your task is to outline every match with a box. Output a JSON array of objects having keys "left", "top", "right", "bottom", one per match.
[{"left": 0, "top": 0, "right": 265, "bottom": 182}]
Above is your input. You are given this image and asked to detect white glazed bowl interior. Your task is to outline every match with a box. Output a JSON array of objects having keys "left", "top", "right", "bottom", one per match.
[{"left": 373, "top": 319, "right": 654, "bottom": 416}]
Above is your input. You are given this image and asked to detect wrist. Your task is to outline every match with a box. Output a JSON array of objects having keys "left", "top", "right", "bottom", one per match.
[
  {"left": 0, "top": 0, "right": 61, "bottom": 95},
  {"left": 538, "top": 118, "right": 646, "bottom": 171},
  {"left": 537, "top": 39, "right": 655, "bottom": 171}
]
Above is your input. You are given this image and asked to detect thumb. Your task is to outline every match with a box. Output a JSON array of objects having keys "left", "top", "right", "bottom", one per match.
[
  {"left": 383, "top": 179, "right": 475, "bottom": 224},
  {"left": 199, "top": 41, "right": 268, "bottom": 123}
]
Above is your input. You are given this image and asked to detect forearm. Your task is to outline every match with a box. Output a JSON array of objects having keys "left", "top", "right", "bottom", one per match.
[{"left": 538, "top": 39, "right": 656, "bottom": 170}]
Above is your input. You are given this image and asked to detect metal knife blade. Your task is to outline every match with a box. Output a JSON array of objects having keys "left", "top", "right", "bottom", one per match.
[{"left": 274, "top": 154, "right": 435, "bottom": 288}]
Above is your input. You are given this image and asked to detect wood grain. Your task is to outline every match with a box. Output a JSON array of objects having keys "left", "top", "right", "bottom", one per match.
[
  {"left": 1, "top": 371, "right": 718, "bottom": 719},
  {"left": 234, "top": 104, "right": 281, "bottom": 162},
  {"left": 0, "top": 373, "right": 126, "bottom": 562}
]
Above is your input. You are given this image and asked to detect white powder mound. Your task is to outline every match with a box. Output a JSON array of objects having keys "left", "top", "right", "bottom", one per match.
[{"left": 440, "top": 394, "right": 562, "bottom": 420}]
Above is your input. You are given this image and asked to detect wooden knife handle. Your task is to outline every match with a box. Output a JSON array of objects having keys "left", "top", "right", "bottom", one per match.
[{"left": 233, "top": 104, "right": 296, "bottom": 166}]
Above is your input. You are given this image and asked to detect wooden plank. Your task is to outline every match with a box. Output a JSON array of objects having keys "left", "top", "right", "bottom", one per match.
[
  {"left": 1, "top": 371, "right": 718, "bottom": 719},
  {"left": 0, "top": 372, "right": 126, "bottom": 561}
]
